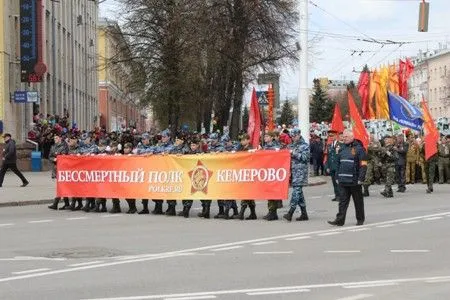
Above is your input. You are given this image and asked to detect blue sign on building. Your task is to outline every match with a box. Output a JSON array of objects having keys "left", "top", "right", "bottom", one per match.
[{"left": 14, "top": 91, "right": 28, "bottom": 103}]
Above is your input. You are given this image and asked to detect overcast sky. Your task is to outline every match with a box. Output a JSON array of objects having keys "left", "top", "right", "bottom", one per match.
[{"left": 100, "top": 0, "right": 450, "bottom": 101}]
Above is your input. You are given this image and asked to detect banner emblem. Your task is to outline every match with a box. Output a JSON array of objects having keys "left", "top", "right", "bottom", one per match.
[{"left": 189, "top": 160, "right": 213, "bottom": 194}]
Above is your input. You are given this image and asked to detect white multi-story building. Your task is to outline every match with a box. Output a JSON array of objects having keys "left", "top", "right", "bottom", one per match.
[{"left": 0, "top": 0, "right": 98, "bottom": 141}]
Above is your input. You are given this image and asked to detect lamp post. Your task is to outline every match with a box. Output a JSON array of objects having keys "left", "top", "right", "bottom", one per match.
[{"left": 298, "top": 0, "right": 309, "bottom": 143}]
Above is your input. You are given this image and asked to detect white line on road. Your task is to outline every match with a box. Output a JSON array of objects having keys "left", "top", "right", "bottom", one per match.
[
  {"left": 253, "top": 251, "right": 293, "bottom": 255},
  {"left": 247, "top": 289, "right": 310, "bottom": 295},
  {"left": 344, "top": 283, "right": 398, "bottom": 289},
  {"left": 336, "top": 294, "right": 374, "bottom": 300},
  {"left": 318, "top": 232, "right": 342, "bottom": 236},
  {"left": 210, "top": 246, "right": 243, "bottom": 252},
  {"left": 324, "top": 250, "right": 361, "bottom": 254},
  {"left": 310, "top": 196, "right": 321, "bottom": 199},
  {"left": 68, "top": 261, "right": 104, "bottom": 267},
  {"left": 376, "top": 224, "right": 396, "bottom": 228},
  {"left": 424, "top": 217, "right": 443, "bottom": 221},
  {"left": 327, "top": 194, "right": 336, "bottom": 197},
  {"left": 80, "top": 275, "right": 450, "bottom": 300},
  {"left": 12, "top": 268, "right": 51, "bottom": 275},
  {"left": 165, "top": 296, "right": 216, "bottom": 300},
  {"left": 425, "top": 278, "right": 450, "bottom": 283},
  {"left": 390, "top": 250, "right": 430, "bottom": 253},
  {"left": 251, "top": 241, "right": 277, "bottom": 246},
  {"left": 27, "top": 220, "right": 53, "bottom": 224},
  {"left": 1, "top": 256, "right": 66, "bottom": 262},
  {"left": 400, "top": 220, "right": 420, "bottom": 224},
  {"left": 285, "top": 236, "right": 311, "bottom": 241},
  {"left": 2, "top": 211, "right": 450, "bottom": 284},
  {"left": 101, "top": 215, "right": 123, "bottom": 218},
  {"left": 0, "top": 223, "right": 14, "bottom": 227},
  {"left": 349, "top": 228, "right": 371, "bottom": 232},
  {"left": 66, "top": 217, "right": 89, "bottom": 221}
]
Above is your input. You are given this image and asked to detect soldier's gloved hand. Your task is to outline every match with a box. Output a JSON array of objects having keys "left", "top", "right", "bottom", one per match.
[{"left": 357, "top": 181, "right": 363, "bottom": 185}]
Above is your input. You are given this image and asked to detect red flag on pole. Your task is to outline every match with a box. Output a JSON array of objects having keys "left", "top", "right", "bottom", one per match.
[
  {"left": 357, "top": 71, "right": 370, "bottom": 119},
  {"left": 421, "top": 97, "right": 439, "bottom": 160},
  {"left": 329, "top": 103, "right": 345, "bottom": 134},
  {"left": 348, "top": 91, "right": 369, "bottom": 150},
  {"left": 247, "top": 87, "right": 261, "bottom": 149}
]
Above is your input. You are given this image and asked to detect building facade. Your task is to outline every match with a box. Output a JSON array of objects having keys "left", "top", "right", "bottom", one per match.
[
  {"left": 0, "top": 0, "right": 98, "bottom": 141},
  {"left": 426, "top": 50, "right": 450, "bottom": 118},
  {"left": 97, "top": 18, "right": 147, "bottom": 132}
]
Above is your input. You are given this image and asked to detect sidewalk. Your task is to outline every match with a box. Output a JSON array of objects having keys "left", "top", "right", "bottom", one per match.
[{"left": 0, "top": 171, "right": 327, "bottom": 208}]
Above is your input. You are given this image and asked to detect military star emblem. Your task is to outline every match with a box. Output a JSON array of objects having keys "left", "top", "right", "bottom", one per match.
[{"left": 188, "top": 160, "right": 213, "bottom": 194}]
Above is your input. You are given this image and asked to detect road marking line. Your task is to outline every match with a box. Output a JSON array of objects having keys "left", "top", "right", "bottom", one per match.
[
  {"left": 251, "top": 241, "right": 277, "bottom": 246},
  {"left": 0, "top": 256, "right": 66, "bottom": 262},
  {"left": 310, "top": 196, "right": 321, "bottom": 199},
  {"left": 247, "top": 289, "right": 310, "bottom": 295},
  {"left": 0, "top": 223, "right": 14, "bottom": 227},
  {"left": 336, "top": 294, "right": 373, "bottom": 300},
  {"left": 286, "top": 236, "right": 311, "bottom": 241},
  {"left": 376, "top": 224, "right": 396, "bottom": 228},
  {"left": 2, "top": 211, "right": 450, "bottom": 284},
  {"left": 325, "top": 250, "right": 361, "bottom": 254},
  {"left": 253, "top": 251, "right": 293, "bottom": 255},
  {"left": 401, "top": 220, "right": 420, "bottom": 224},
  {"left": 390, "top": 250, "right": 430, "bottom": 253},
  {"left": 165, "top": 296, "right": 216, "bottom": 300},
  {"left": 68, "top": 261, "right": 104, "bottom": 267},
  {"left": 349, "top": 228, "right": 370, "bottom": 232},
  {"left": 101, "top": 215, "right": 123, "bottom": 218},
  {"left": 424, "top": 217, "right": 443, "bottom": 221},
  {"left": 327, "top": 194, "right": 336, "bottom": 197},
  {"left": 211, "top": 246, "right": 243, "bottom": 252},
  {"left": 318, "top": 232, "right": 342, "bottom": 236},
  {"left": 66, "top": 217, "right": 89, "bottom": 220},
  {"left": 12, "top": 268, "right": 51, "bottom": 275},
  {"left": 425, "top": 278, "right": 450, "bottom": 283},
  {"left": 28, "top": 220, "right": 53, "bottom": 224},
  {"left": 80, "top": 275, "right": 450, "bottom": 300},
  {"left": 344, "top": 283, "right": 398, "bottom": 289}
]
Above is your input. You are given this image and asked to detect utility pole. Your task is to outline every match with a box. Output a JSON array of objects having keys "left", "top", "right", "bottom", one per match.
[
  {"left": 298, "top": 0, "right": 309, "bottom": 143},
  {"left": 51, "top": 0, "right": 57, "bottom": 115}
]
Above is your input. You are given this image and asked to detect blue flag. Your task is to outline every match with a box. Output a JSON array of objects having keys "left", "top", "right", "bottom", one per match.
[{"left": 388, "top": 92, "right": 423, "bottom": 131}]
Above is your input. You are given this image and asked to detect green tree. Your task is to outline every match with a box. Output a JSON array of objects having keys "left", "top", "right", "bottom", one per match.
[
  {"left": 310, "top": 78, "right": 334, "bottom": 123},
  {"left": 280, "top": 100, "right": 294, "bottom": 126},
  {"left": 242, "top": 105, "right": 249, "bottom": 130}
]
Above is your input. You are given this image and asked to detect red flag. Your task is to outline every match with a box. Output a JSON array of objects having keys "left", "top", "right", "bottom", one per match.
[
  {"left": 348, "top": 91, "right": 369, "bottom": 150},
  {"left": 421, "top": 97, "right": 439, "bottom": 160},
  {"left": 398, "top": 59, "right": 406, "bottom": 97},
  {"left": 357, "top": 71, "right": 370, "bottom": 119},
  {"left": 329, "top": 103, "right": 345, "bottom": 134},
  {"left": 399, "top": 58, "right": 415, "bottom": 100},
  {"left": 247, "top": 87, "right": 261, "bottom": 148}
]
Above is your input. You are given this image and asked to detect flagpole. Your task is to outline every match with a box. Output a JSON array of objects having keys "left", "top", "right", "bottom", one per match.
[{"left": 298, "top": 0, "right": 309, "bottom": 143}]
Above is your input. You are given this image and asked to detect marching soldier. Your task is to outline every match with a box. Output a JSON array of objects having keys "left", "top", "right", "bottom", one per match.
[
  {"left": 406, "top": 134, "right": 419, "bottom": 184},
  {"left": 67, "top": 135, "right": 83, "bottom": 211},
  {"left": 206, "top": 133, "right": 225, "bottom": 219},
  {"left": 177, "top": 138, "right": 202, "bottom": 218},
  {"left": 79, "top": 134, "right": 99, "bottom": 212},
  {"left": 380, "top": 136, "right": 397, "bottom": 198},
  {"left": 165, "top": 135, "right": 187, "bottom": 216},
  {"left": 424, "top": 143, "right": 438, "bottom": 194},
  {"left": 48, "top": 134, "right": 70, "bottom": 210},
  {"left": 220, "top": 134, "right": 239, "bottom": 219},
  {"left": 123, "top": 142, "right": 138, "bottom": 213},
  {"left": 362, "top": 134, "right": 381, "bottom": 197},
  {"left": 417, "top": 137, "right": 428, "bottom": 184},
  {"left": 395, "top": 134, "right": 408, "bottom": 193},
  {"left": 283, "top": 129, "right": 310, "bottom": 222},
  {"left": 438, "top": 135, "right": 450, "bottom": 184},
  {"left": 233, "top": 134, "right": 257, "bottom": 220},
  {"left": 262, "top": 132, "right": 282, "bottom": 221},
  {"left": 152, "top": 130, "right": 174, "bottom": 214},
  {"left": 135, "top": 133, "right": 154, "bottom": 214},
  {"left": 94, "top": 139, "right": 109, "bottom": 213},
  {"left": 328, "top": 129, "right": 367, "bottom": 226}
]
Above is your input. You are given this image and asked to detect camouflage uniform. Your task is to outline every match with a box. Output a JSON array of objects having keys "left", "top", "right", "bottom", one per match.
[
  {"left": 152, "top": 136, "right": 174, "bottom": 214},
  {"left": 406, "top": 139, "right": 419, "bottom": 184},
  {"left": 67, "top": 138, "right": 83, "bottom": 211},
  {"left": 363, "top": 140, "right": 382, "bottom": 196},
  {"left": 48, "top": 137, "right": 70, "bottom": 210},
  {"left": 94, "top": 140, "right": 109, "bottom": 213},
  {"left": 283, "top": 132, "right": 310, "bottom": 222},
  {"left": 177, "top": 144, "right": 201, "bottom": 218},
  {"left": 418, "top": 143, "right": 428, "bottom": 184},
  {"left": 437, "top": 142, "right": 450, "bottom": 184},
  {"left": 135, "top": 138, "right": 154, "bottom": 214},
  {"left": 220, "top": 135, "right": 239, "bottom": 219},
  {"left": 234, "top": 142, "right": 257, "bottom": 220},
  {"left": 379, "top": 141, "right": 397, "bottom": 198},
  {"left": 426, "top": 153, "right": 438, "bottom": 193},
  {"left": 79, "top": 140, "right": 99, "bottom": 212},
  {"left": 263, "top": 140, "right": 282, "bottom": 220}
]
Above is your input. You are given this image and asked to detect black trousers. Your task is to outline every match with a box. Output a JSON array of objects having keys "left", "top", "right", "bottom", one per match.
[
  {"left": 395, "top": 164, "right": 406, "bottom": 189},
  {"left": 0, "top": 163, "right": 28, "bottom": 186},
  {"left": 336, "top": 184, "right": 365, "bottom": 224}
]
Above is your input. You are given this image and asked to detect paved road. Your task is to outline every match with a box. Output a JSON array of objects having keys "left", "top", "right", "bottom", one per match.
[{"left": 1, "top": 183, "right": 450, "bottom": 300}]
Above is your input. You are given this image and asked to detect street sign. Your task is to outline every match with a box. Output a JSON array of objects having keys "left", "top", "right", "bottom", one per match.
[
  {"left": 13, "top": 91, "right": 40, "bottom": 103},
  {"left": 256, "top": 91, "right": 269, "bottom": 105}
]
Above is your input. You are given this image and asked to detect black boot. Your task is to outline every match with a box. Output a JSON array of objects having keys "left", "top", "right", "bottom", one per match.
[
  {"left": 94, "top": 200, "right": 101, "bottom": 213},
  {"left": 165, "top": 204, "right": 176, "bottom": 216},
  {"left": 262, "top": 210, "right": 271, "bottom": 220},
  {"left": 296, "top": 206, "right": 309, "bottom": 221},
  {"left": 59, "top": 198, "right": 71, "bottom": 210},
  {"left": 126, "top": 200, "right": 137, "bottom": 214},
  {"left": 197, "top": 205, "right": 206, "bottom": 218},
  {"left": 74, "top": 199, "right": 83, "bottom": 211},
  {"left": 82, "top": 199, "right": 93, "bottom": 212},
  {"left": 283, "top": 208, "right": 295, "bottom": 221},
  {"left": 152, "top": 202, "right": 164, "bottom": 215},
  {"left": 266, "top": 210, "right": 278, "bottom": 221},
  {"left": 69, "top": 199, "right": 76, "bottom": 211},
  {"left": 183, "top": 206, "right": 191, "bottom": 218},
  {"left": 100, "top": 200, "right": 107, "bottom": 213},
  {"left": 139, "top": 200, "right": 150, "bottom": 214},
  {"left": 110, "top": 200, "right": 121, "bottom": 213},
  {"left": 89, "top": 199, "right": 96, "bottom": 210},
  {"left": 214, "top": 206, "right": 225, "bottom": 219},
  {"left": 203, "top": 205, "right": 211, "bottom": 219},
  {"left": 48, "top": 197, "right": 60, "bottom": 210},
  {"left": 177, "top": 207, "right": 187, "bottom": 217},
  {"left": 236, "top": 206, "right": 247, "bottom": 220},
  {"left": 363, "top": 185, "right": 369, "bottom": 197},
  {"left": 223, "top": 208, "right": 230, "bottom": 220},
  {"left": 246, "top": 206, "right": 257, "bottom": 220}
]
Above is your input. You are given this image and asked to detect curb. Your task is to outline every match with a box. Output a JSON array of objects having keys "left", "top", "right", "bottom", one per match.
[{"left": 0, "top": 180, "right": 327, "bottom": 208}]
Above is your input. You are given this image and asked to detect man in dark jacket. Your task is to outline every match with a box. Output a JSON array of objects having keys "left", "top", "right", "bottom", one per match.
[
  {"left": 0, "top": 133, "right": 29, "bottom": 187},
  {"left": 328, "top": 129, "right": 367, "bottom": 226},
  {"left": 324, "top": 130, "right": 342, "bottom": 201}
]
